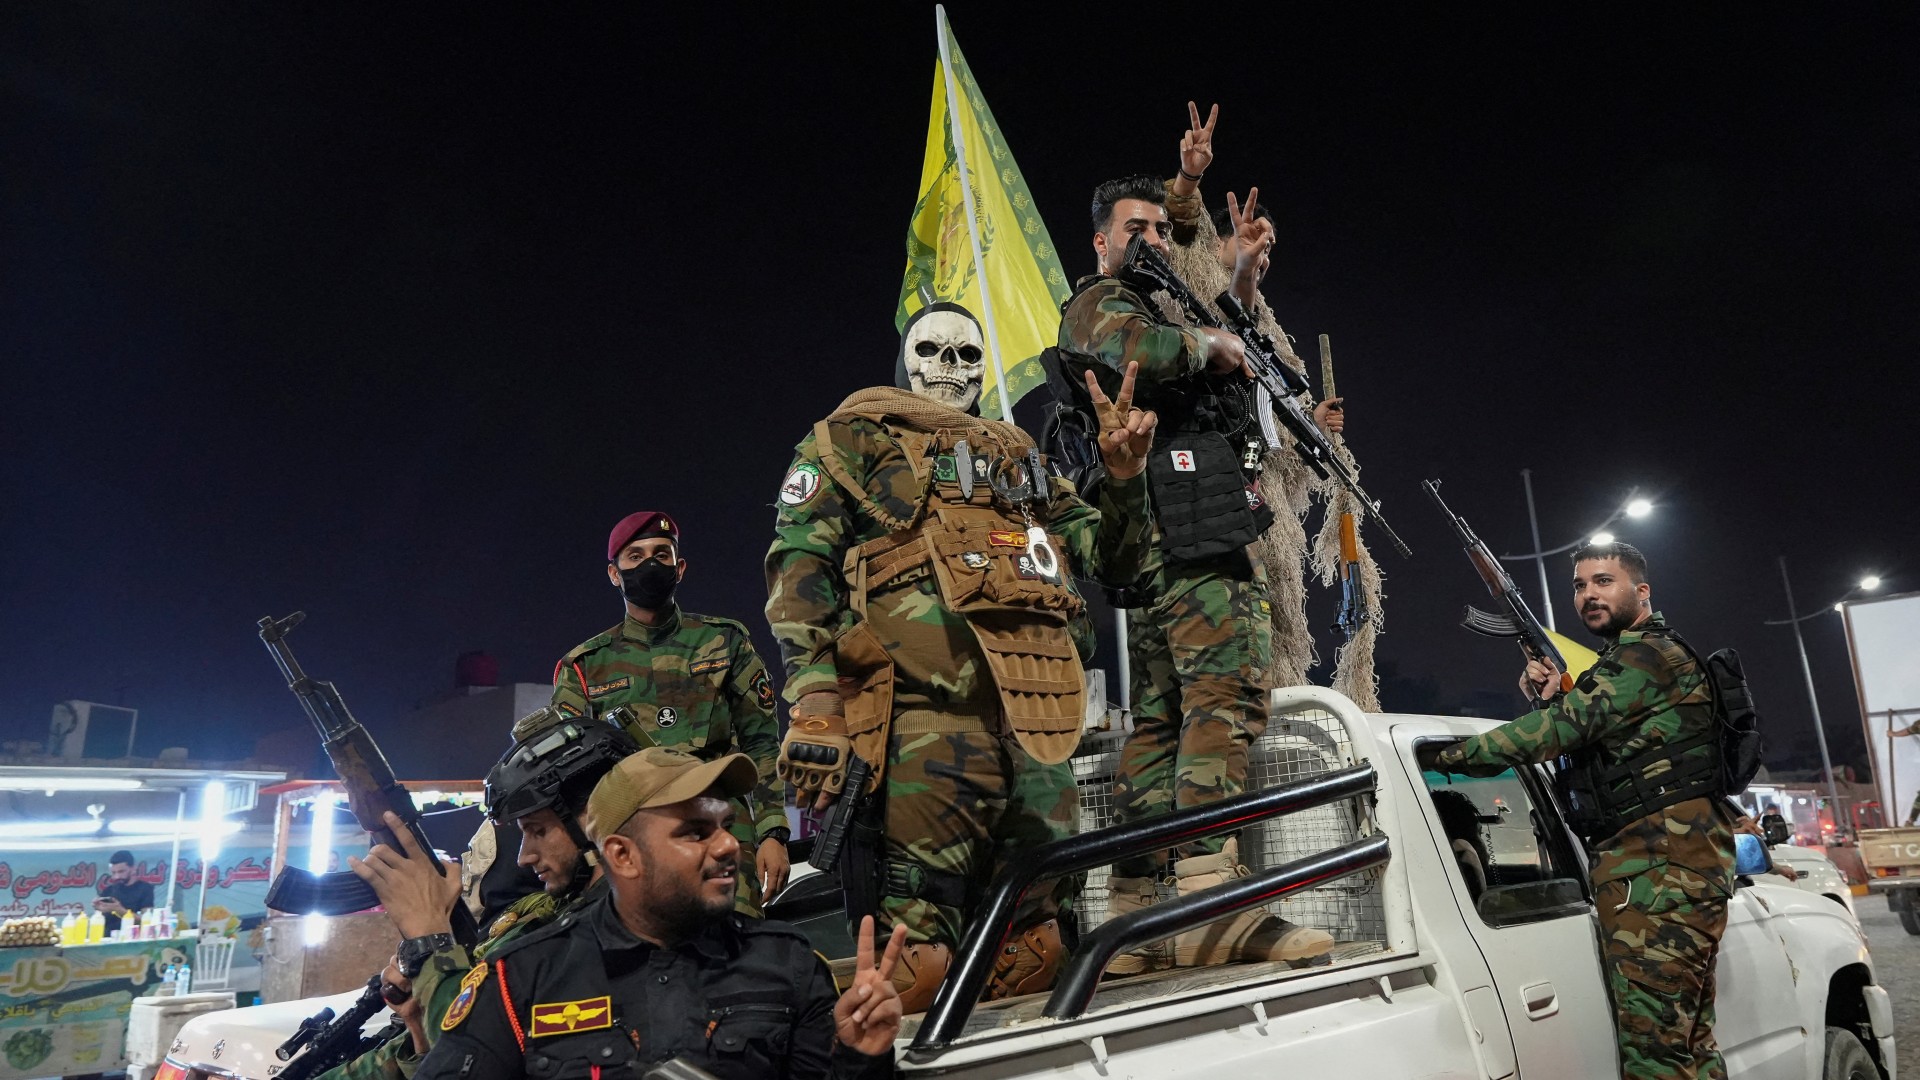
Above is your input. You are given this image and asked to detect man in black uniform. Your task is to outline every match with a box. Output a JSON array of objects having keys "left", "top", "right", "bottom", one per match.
[{"left": 417, "top": 747, "right": 908, "bottom": 1079}]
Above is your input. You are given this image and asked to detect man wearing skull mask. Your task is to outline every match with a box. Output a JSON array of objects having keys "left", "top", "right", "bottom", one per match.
[
  {"left": 765, "top": 302, "right": 1158, "bottom": 1011},
  {"left": 1050, "top": 163, "right": 1340, "bottom": 974},
  {"left": 550, "top": 511, "right": 790, "bottom": 915}
]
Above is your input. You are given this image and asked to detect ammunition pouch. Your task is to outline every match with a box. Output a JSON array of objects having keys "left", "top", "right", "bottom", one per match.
[
  {"left": 847, "top": 503, "right": 1089, "bottom": 766},
  {"left": 1559, "top": 731, "right": 1723, "bottom": 847},
  {"left": 882, "top": 860, "right": 971, "bottom": 911},
  {"left": 832, "top": 621, "right": 896, "bottom": 791},
  {"left": 1147, "top": 432, "right": 1273, "bottom": 563}
]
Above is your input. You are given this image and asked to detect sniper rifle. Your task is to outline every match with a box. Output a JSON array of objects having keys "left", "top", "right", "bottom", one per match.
[{"left": 1118, "top": 234, "right": 1410, "bottom": 557}]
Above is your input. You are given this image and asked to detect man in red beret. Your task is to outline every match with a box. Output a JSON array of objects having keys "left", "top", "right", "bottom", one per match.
[{"left": 550, "top": 511, "right": 790, "bottom": 915}]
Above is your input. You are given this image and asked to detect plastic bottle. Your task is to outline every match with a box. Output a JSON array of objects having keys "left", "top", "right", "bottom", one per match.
[
  {"left": 177, "top": 963, "right": 192, "bottom": 995},
  {"left": 86, "top": 911, "right": 105, "bottom": 944},
  {"left": 160, "top": 963, "right": 178, "bottom": 996},
  {"left": 59, "top": 914, "right": 77, "bottom": 945}
]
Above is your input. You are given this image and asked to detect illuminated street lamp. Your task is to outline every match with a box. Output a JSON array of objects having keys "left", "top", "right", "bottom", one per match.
[
  {"left": 1766, "top": 560, "right": 1883, "bottom": 835},
  {"left": 1500, "top": 469, "right": 1654, "bottom": 631}
]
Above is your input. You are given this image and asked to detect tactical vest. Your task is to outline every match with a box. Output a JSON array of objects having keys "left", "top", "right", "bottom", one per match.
[
  {"left": 1049, "top": 278, "right": 1274, "bottom": 565},
  {"left": 815, "top": 417, "right": 1087, "bottom": 776},
  {"left": 1558, "top": 629, "right": 1733, "bottom": 847}
]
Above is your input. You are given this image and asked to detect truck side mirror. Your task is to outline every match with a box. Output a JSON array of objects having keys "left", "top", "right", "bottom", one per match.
[
  {"left": 1763, "top": 819, "right": 1790, "bottom": 846},
  {"left": 1734, "top": 832, "right": 1773, "bottom": 877}
]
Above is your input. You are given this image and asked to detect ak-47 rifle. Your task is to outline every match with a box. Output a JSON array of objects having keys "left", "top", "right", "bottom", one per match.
[
  {"left": 1320, "top": 334, "right": 1368, "bottom": 641},
  {"left": 1421, "top": 481, "right": 1574, "bottom": 707},
  {"left": 1117, "top": 235, "right": 1410, "bottom": 557},
  {"left": 256, "top": 612, "right": 480, "bottom": 936},
  {"left": 1333, "top": 512, "right": 1366, "bottom": 640}
]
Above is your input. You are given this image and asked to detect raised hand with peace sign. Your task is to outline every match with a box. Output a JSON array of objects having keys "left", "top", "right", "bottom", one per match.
[
  {"left": 1083, "top": 361, "right": 1158, "bottom": 480},
  {"left": 1224, "top": 186, "right": 1274, "bottom": 307},
  {"left": 834, "top": 916, "right": 911, "bottom": 1056},
  {"left": 1173, "top": 100, "right": 1218, "bottom": 197}
]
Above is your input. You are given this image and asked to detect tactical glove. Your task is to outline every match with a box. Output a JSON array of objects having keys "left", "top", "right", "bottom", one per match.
[{"left": 777, "top": 692, "right": 852, "bottom": 800}]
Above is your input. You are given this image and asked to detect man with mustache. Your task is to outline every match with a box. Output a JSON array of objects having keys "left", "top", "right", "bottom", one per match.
[
  {"left": 551, "top": 511, "right": 790, "bottom": 913},
  {"left": 1433, "top": 542, "right": 1736, "bottom": 1080},
  {"left": 417, "top": 747, "right": 907, "bottom": 1079}
]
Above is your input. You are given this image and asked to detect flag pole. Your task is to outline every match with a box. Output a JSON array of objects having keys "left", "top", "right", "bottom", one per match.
[{"left": 935, "top": 6, "right": 1013, "bottom": 423}]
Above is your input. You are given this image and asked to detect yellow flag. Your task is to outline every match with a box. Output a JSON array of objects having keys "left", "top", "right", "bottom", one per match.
[
  {"left": 1546, "top": 629, "right": 1601, "bottom": 680},
  {"left": 896, "top": 8, "right": 1069, "bottom": 419}
]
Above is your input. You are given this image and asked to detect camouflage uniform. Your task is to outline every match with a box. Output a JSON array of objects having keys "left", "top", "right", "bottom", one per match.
[
  {"left": 1058, "top": 275, "right": 1272, "bottom": 875},
  {"left": 764, "top": 397, "right": 1150, "bottom": 959},
  {"left": 317, "top": 881, "right": 605, "bottom": 1080},
  {"left": 551, "top": 610, "right": 784, "bottom": 913},
  {"left": 1435, "top": 612, "right": 1736, "bottom": 1080}
]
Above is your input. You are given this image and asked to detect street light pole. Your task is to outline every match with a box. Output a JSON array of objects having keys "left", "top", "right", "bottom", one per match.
[
  {"left": 1777, "top": 555, "right": 1845, "bottom": 830},
  {"left": 1520, "top": 469, "right": 1555, "bottom": 631}
]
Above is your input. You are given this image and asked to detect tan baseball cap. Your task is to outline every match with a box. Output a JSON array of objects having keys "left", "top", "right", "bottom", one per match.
[{"left": 584, "top": 747, "right": 758, "bottom": 843}]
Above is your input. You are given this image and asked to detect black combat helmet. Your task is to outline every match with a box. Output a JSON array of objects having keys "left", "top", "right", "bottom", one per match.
[{"left": 485, "top": 707, "right": 639, "bottom": 894}]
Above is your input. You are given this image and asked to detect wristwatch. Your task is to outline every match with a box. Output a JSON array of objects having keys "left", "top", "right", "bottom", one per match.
[
  {"left": 396, "top": 932, "right": 455, "bottom": 978},
  {"left": 759, "top": 827, "right": 791, "bottom": 847}
]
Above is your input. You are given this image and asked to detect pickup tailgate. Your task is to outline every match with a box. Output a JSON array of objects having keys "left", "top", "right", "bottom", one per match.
[{"left": 1857, "top": 828, "right": 1920, "bottom": 874}]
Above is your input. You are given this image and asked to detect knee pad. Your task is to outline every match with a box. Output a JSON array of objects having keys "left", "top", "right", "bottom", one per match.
[
  {"left": 986, "top": 918, "right": 1066, "bottom": 1000},
  {"left": 890, "top": 940, "right": 953, "bottom": 1015}
]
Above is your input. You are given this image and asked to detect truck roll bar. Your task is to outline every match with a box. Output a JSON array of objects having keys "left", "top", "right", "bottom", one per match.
[
  {"left": 909, "top": 762, "right": 1378, "bottom": 1056},
  {"left": 1044, "top": 834, "right": 1391, "bottom": 1020}
]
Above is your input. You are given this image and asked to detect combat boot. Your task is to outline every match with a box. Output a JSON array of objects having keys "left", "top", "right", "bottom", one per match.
[
  {"left": 1101, "top": 875, "right": 1171, "bottom": 976},
  {"left": 889, "top": 940, "right": 953, "bottom": 1015},
  {"left": 1171, "top": 839, "right": 1333, "bottom": 967},
  {"left": 986, "top": 918, "right": 1066, "bottom": 999}
]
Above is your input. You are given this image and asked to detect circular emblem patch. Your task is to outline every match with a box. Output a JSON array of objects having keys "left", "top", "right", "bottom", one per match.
[
  {"left": 780, "top": 462, "right": 822, "bottom": 506},
  {"left": 656, "top": 706, "right": 677, "bottom": 728}
]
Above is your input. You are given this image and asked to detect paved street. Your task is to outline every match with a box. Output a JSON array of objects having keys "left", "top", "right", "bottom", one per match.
[{"left": 1859, "top": 895, "right": 1920, "bottom": 1054}]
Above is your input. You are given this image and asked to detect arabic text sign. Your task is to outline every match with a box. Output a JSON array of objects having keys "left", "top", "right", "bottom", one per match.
[
  {"left": 0, "top": 938, "right": 184, "bottom": 1080},
  {"left": 0, "top": 847, "right": 276, "bottom": 922}
]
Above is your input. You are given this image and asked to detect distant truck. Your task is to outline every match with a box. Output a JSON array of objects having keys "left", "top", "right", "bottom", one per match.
[
  {"left": 165, "top": 687, "right": 1895, "bottom": 1079},
  {"left": 1856, "top": 826, "right": 1920, "bottom": 934}
]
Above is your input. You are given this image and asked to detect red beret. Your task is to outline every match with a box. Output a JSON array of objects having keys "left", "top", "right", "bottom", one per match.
[{"left": 606, "top": 512, "right": 680, "bottom": 561}]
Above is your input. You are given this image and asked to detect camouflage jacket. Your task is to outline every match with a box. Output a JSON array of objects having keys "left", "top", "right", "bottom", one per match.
[
  {"left": 764, "top": 416, "right": 1151, "bottom": 713},
  {"left": 317, "top": 881, "right": 604, "bottom": 1080},
  {"left": 1434, "top": 613, "right": 1736, "bottom": 896},
  {"left": 552, "top": 608, "right": 785, "bottom": 839},
  {"left": 1059, "top": 274, "right": 1213, "bottom": 405}
]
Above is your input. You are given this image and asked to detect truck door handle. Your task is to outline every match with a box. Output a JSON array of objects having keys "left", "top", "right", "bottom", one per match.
[{"left": 1520, "top": 982, "right": 1559, "bottom": 1020}]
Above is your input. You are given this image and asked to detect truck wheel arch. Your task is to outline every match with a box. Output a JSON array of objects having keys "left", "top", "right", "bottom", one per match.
[{"left": 1823, "top": 964, "right": 1886, "bottom": 1079}]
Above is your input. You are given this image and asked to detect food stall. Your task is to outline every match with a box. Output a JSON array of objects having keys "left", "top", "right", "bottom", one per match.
[
  {"left": 257, "top": 779, "right": 484, "bottom": 1003},
  {"left": 0, "top": 764, "right": 283, "bottom": 1079}
]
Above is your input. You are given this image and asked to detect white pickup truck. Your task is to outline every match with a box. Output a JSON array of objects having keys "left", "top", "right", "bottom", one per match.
[{"left": 165, "top": 688, "right": 1894, "bottom": 1079}]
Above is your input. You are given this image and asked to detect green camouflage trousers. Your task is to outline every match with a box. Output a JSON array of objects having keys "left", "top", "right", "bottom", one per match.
[
  {"left": 1113, "top": 569, "right": 1272, "bottom": 878},
  {"left": 1596, "top": 870, "right": 1729, "bottom": 1080},
  {"left": 874, "top": 713, "right": 1079, "bottom": 947}
]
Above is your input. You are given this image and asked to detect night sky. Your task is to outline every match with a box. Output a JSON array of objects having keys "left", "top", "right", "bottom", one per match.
[{"left": 4, "top": 5, "right": 1915, "bottom": 780}]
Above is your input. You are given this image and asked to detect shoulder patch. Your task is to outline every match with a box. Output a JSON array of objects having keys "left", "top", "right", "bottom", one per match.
[
  {"left": 752, "top": 670, "right": 774, "bottom": 710},
  {"left": 780, "top": 461, "right": 823, "bottom": 507},
  {"left": 529, "top": 996, "right": 613, "bottom": 1038},
  {"left": 586, "top": 676, "right": 632, "bottom": 697},
  {"left": 441, "top": 963, "right": 490, "bottom": 1031}
]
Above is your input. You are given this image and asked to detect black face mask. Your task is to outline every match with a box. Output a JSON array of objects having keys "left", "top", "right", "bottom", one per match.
[{"left": 618, "top": 558, "right": 679, "bottom": 610}]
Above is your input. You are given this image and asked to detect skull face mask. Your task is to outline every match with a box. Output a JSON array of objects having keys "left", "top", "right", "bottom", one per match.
[{"left": 897, "top": 302, "right": 987, "bottom": 413}]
